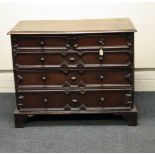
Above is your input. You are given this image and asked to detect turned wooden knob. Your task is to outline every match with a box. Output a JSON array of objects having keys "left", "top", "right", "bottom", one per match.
[
  {"left": 42, "top": 76, "right": 47, "bottom": 81},
  {"left": 40, "top": 41, "right": 45, "bottom": 46},
  {"left": 40, "top": 57, "right": 45, "bottom": 62},
  {"left": 100, "top": 97, "right": 105, "bottom": 102},
  {"left": 100, "top": 75, "right": 104, "bottom": 80},
  {"left": 99, "top": 56, "right": 103, "bottom": 61},
  {"left": 43, "top": 98, "right": 48, "bottom": 103},
  {"left": 99, "top": 38, "right": 105, "bottom": 45}
]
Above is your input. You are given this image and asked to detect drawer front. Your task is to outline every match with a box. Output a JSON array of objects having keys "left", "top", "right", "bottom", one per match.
[
  {"left": 14, "top": 50, "right": 132, "bottom": 67},
  {"left": 76, "top": 34, "right": 131, "bottom": 48},
  {"left": 12, "top": 34, "right": 132, "bottom": 49},
  {"left": 13, "top": 36, "right": 67, "bottom": 48},
  {"left": 17, "top": 89, "right": 132, "bottom": 110},
  {"left": 15, "top": 69, "right": 133, "bottom": 87}
]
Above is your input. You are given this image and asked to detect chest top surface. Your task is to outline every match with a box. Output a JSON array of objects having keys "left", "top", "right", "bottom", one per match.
[{"left": 8, "top": 18, "right": 136, "bottom": 35}]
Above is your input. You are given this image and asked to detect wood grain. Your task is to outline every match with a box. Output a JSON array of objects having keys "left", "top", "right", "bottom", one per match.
[{"left": 8, "top": 18, "right": 136, "bottom": 34}]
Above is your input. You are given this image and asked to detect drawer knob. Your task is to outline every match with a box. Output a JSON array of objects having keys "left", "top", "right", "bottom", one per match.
[
  {"left": 69, "top": 57, "right": 75, "bottom": 61},
  {"left": 70, "top": 76, "right": 76, "bottom": 81},
  {"left": 99, "top": 56, "right": 103, "bottom": 61},
  {"left": 100, "top": 97, "right": 105, "bottom": 102},
  {"left": 40, "top": 41, "right": 45, "bottom": 46},
  {"left": 43, "top": 98, "right": 48, "bottom": 103},
  {"left": 40, "top": 57, "right": 45, "bottom": 62},
  {"left": 100, "top": 75, "right": 104, "bottom": 80},
  {"left": 42, "top": 76, "right": 47, "bottom": 81},
  {"left": 99, "top": 38, "right": 104, "bottom": 45},
  {"left": 72, "top": 99, "right": 78, "bottom": 103}
]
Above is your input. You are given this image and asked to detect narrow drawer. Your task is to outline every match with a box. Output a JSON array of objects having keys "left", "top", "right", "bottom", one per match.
[
  {"left": 15, "top": 69, "right": 133, "bottom": 88},
  {"left": 76, "top": 34, "right": 132, "bottom": 48},
  {"left": 12, "top": 36, "right": 67, "bottom": 48},
  {"left": 17, "top": 89, "right": 133, "bottom": 110}
]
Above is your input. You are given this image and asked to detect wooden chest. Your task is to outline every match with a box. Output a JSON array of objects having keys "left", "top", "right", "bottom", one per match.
[{"left": 8, "top": 18, "right": 137, "bottom": 127}]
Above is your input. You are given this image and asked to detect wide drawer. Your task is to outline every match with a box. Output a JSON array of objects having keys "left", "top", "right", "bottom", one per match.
[
  {"left": 15, "top": 69, "right": 133, "bottom": 88},
  {"left": 14, "top": 50, "right": 132, "bottom": 68},
  {"left": 17, "top": 89, "right": 133, "bottom": 111},
  {"left": 12, "top": 34, "right": 132, "bottom": 49}
]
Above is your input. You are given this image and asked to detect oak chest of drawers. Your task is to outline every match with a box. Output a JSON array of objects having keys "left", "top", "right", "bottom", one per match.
[{"left": 8, "top": 18, "right": 137, "bottom": 127}]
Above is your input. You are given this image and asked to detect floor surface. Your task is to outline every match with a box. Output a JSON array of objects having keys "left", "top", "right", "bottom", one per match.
[{"left": 0, "top": 92, "right": 155, "bottom": 152}]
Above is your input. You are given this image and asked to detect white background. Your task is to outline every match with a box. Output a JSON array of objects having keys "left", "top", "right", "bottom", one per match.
[{"left": 0, "top": 0, "right": 155, "bottom": 91}]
